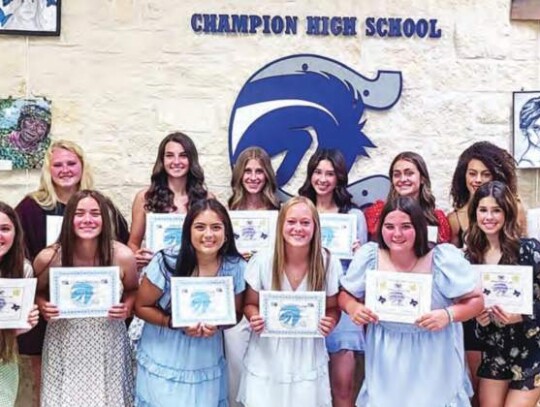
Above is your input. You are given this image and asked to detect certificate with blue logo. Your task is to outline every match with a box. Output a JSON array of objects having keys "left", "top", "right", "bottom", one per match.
[
  {"left": 319, "top": 213, "right": 356, "bottom": 259},
  {"left": 474, "top": 265, "right": 533, "bottom": 315},
  {"left": 49, "top": 267, "right": 120, "bottom": 318},
  {"left": 170, "top": 276, "right": 236, "bottom": 328},
  {"left": 365, "top": 270, "right": 433, "bottom": 324},
  {"left": 229, "top": 210, "right": 278, "bottom": 253},
  {"left": 146, "top": 213, "right": 186, "bottom": 252},
  {"left": 0, "top": 278, "right": 37, "bottom": 329},
  {"left": 260, "top": 291, "right": 325, "bottom": 338}
]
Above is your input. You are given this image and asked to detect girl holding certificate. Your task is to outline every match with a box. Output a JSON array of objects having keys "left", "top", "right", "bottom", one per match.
[
  {"left": 238, "top": 196, "right": 341, "bottom": 407},
  {"left": 128, "top": 132, "right": 210, "bottom": 268},
  {"left": 0, "top": 203, "right": 39, "bottom": 407},
  {"left": 14, "top": 139, "right": 129, "bottom": 405},
  {"left": 364, "top": 151, "right": 451, "bottom": 243},
  {"left": 467, "top": 181, "right": 540, "bottom": 407},
  {"left": 447, "top": 142, "right": 526, "bottom": 404},
  {"left": 228, "top": 147, "right": 280, "bottom": 212},
  {"left": 226, "top": 146, "right": 279, "bottom": 407},
  {"left": 340, "top": 197, "right": 483, "bottom": 407},
  {"left": 34, "top": 190, "right": 138, "bottom": 407},
  {"left": 299, "top": 149, "right": 367, "bottom": 407},
  {"left": 134, "top": 198, "right": 246, "bottom": 407}
]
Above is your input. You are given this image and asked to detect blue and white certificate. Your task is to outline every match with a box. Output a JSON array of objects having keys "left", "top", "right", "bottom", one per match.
[
  {"left": 319, "top": 213, "right": 356, "bottom": 258},
  {"left": 0, "top": 278, "right": 37, "bottom": 329},
  {"left": 170, "top": 276, "right": 236, "bottom": 327},
  {"left": 229, "top": 210, "right": 278, "bottom": 253},
  {"left": 49, "top": 267, "right": 120, "bottom": 318},
  {"left": 260, "top": 291, "right": 325, "bottom": 338},
  {"left": 473, "top": 265, "right": 533, "bottom": 315},
  {"left": 146, "top": 213, "right": 186, "bottom": 252},
  {"left": 365, "top": 270, "right": 433, "bottom": 324}
]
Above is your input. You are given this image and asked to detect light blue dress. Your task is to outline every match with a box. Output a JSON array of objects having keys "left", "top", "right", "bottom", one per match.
[
  {"left": 326, "top": 207, "right": 368, "bottom": 353},
  {"left": 135, "top": 248, "right": 246, "bottom": 407},
  {"left": 341, "top": 242, "right": 474, "bottom": 407}
]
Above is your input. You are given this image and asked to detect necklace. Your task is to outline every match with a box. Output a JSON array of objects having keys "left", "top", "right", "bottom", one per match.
[{"left": 391, "top": 256, "right": 420, "bottom": 273}]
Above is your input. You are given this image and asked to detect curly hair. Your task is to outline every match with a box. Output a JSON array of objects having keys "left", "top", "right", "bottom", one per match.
[
  {"left": 465, "top": 181, "right": 520, "bottom": 265},
  {"left": 145, "top": 132, "right": 208, "bottom": 213},
  {"left": 450, "top": 141, "right": 517, "bottom": 210},
  {"left": 387, "top": 151, "right": 439, "bottom": 226},
  {"left": 298, "top": 149, "right": 356, "bottom": 213},
  {"left": 228, "top": 147, "right": 279, "bottom": 210}
]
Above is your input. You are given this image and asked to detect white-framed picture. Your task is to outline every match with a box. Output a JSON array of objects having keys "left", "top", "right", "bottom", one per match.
[
  {"left": 513, "top": 91, "right": 540, "bottom": 169},
  {"left": 0, "top": 0, "right": 60, "bottom": 36}
]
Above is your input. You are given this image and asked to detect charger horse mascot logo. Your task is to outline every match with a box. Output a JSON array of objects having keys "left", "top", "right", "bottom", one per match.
[{"left": 228, "top": 54, "right": 402, "bottom": 206}]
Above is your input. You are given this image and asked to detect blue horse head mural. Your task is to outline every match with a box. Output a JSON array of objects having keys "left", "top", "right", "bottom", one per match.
[{"left": 229, "top": 54, "right": 403, "bottom": 207}]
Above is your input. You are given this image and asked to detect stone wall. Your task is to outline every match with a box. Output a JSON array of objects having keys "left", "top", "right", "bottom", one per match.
[{"left": 0, "top": 0, "right": 539, "bottom": 220}]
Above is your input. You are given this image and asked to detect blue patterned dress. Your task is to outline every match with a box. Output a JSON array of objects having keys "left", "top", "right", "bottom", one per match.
[
  {"left": 341, "top": 242, "right": 475, "bottom": 407},
  {"left": 135, "top": 248, "right": 246, "bottom": 407}
]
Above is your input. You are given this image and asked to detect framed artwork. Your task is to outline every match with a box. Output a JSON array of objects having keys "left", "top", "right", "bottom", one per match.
[
  {"left": 0, "top": 0, "right": 61, "bottom": 36},
  {"left": 513, "top": 91, "right": 540, "bottom": 169},
  {"left": 511, "top": 0, "right": 540, "bottom": 20},
  {"left": 0, "top": 97, "right": 52, "bottom": 170}
]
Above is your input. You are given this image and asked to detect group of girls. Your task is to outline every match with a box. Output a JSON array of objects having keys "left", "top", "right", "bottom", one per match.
[{"left": 0, "top": 132, "right": 539, "bottom": 407}]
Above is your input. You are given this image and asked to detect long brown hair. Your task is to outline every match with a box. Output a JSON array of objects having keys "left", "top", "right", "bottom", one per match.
[
  {"left": 466, "top": 181, "right": 520, "bottom": 265},
  {"left": 59, "top": 190, "right": 113, "bottom": 267},
  {"left": 387, "top": 151, "right": 438, "bottom": 225},
  {"left": 0, "top": 202, "right": 26, "bottom": 363},
  {"left": 145, "top": 132, "right": 208, "bottom": 213},
  {"left": 272, "top": 197, "right": 326, "bottom": 291},
  {"left": 298, "top": 149, "right": 356, "bottom": 213},
  {"left": 228, "top": 147, "right": 279, "bottom": 210}
]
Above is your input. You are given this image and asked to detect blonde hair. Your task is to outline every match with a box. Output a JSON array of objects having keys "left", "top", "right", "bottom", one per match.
[
  {"left": 30, "top": 140, "right": 94, "bottom": 209},
  {"left": 272, "top": 196, "right": 326, "bottom": 291},
  {"left": 228, "top": 147, "right": 279, "bottom": 210}
]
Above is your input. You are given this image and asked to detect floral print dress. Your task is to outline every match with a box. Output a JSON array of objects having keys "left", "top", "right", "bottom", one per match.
[{"left": 475, "top": 238, "right": 540, "bottom": 390}]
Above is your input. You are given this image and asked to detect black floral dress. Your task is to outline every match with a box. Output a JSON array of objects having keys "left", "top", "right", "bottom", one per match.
[{"left": 475, "top": 238, "right": 540, "bottom": 390}]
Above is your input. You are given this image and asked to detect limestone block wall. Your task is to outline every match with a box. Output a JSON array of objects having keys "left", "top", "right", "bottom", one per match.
[{"left": 0, "top": 0, "right": 539, "bottom": 223}]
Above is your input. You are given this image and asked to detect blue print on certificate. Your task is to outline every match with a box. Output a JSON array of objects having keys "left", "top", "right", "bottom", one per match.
[
  {"left": 164, "top": 226, "right": 182, "bottom": 247},
  {"left": 321, "top": 226, "right": 335, "bottom": 247},
  {"left": 241, "top": 221, "right": 257, "bottom": 240},
  {"left": 70, "top": 282, "right": 94, "bottom": 306},
  {"left": 279, "top": 304, "right": 302, "bottom": 327},
  {"left": 190, "top": 291, "right": 211, "bottom": 315}
]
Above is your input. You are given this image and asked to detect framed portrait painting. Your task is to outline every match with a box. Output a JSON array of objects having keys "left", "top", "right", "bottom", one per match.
[
  {"left": 513, "top": 91, "right": 540, "bottom": 169},
  {"left": 0, "top": 0, "right": 61, "bottom": 36}
]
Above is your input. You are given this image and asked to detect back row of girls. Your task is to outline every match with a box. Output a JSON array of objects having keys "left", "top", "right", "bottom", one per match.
[{"left": 1, "top": 132, "right": 539, "bottom": 407}]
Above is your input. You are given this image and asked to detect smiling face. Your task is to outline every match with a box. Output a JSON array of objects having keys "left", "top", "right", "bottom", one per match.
[
  {"left": 391, "top": 159, "right": 421, "bottom": 199},
  {"left": 190, "top": 209, "right": 226, "bottom": 257},
  {"left": 20, "top": 117, "right": 48, "bottom": 144},
  {"left": 476, "top": 196, "right": 505, "bottom": 237},
  {"left": 466, "top": 159, "right": 492, "bottom": 196},
  {"left": 0, "top": 212, "right": 15, "bottom": 262},
  {"left": 242, "top": 158, "right": 267, "bottom": 195},
  {"left": 50, "top": 148, "right": 83, "bottom": 192},
  {"left": 73, "top": 197, "right": 103, "bottom": 240},
  {"left": 311, "top": 159, "right": 337, "bottom": 199},
  {"left": 381, "top": 210, "right": 416, "bottom": 254},
  {"left": 163, "top": 141, "right": 190, "bottom": 179},
  {"left": 282, "top": 202, "right": 315, "bottom": 248}
]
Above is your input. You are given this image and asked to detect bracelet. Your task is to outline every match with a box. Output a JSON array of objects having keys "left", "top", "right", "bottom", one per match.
[{"left": 444, "top": 307, "right": 454, "bottom": 323}]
